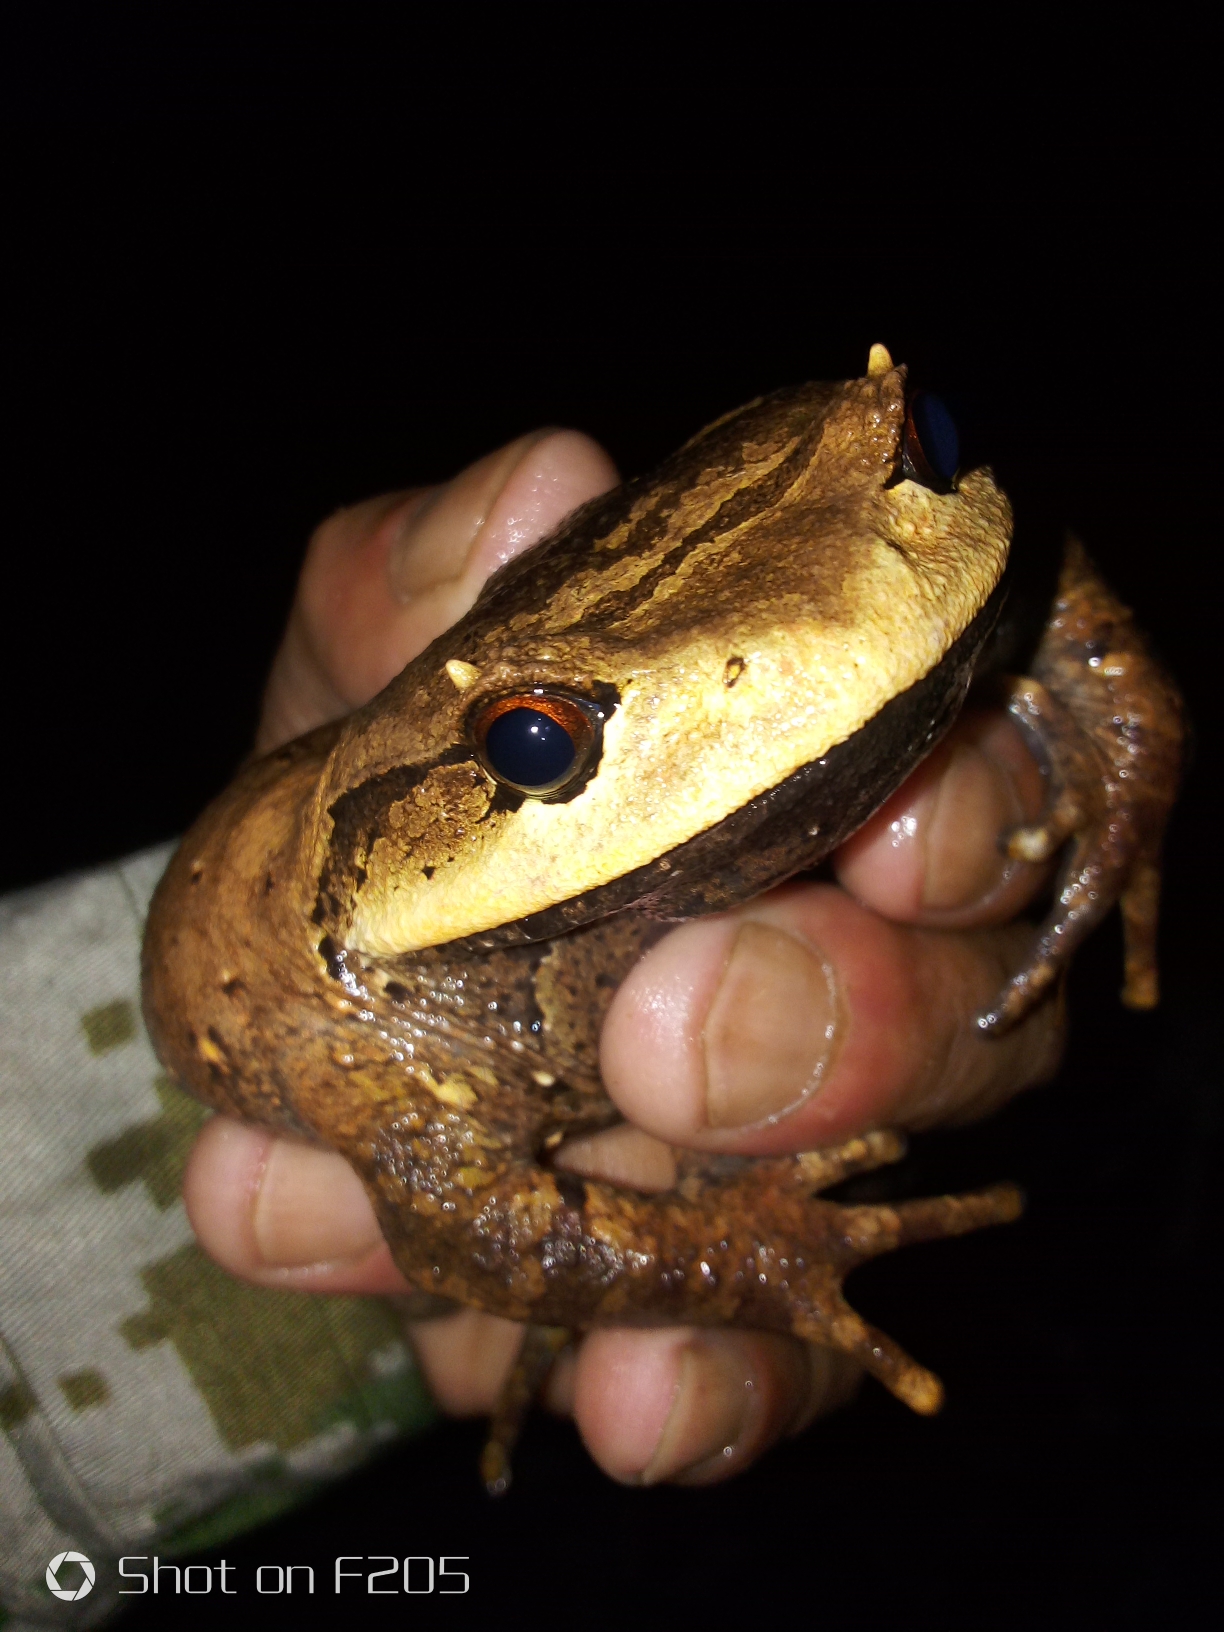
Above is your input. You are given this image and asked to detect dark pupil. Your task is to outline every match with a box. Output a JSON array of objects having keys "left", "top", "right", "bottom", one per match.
[
  {"left": 910, "top": 392, "right": 959, "bottom": 482},
  {"left": 484, "top": 707, "right": 577, "bottom": 788}
]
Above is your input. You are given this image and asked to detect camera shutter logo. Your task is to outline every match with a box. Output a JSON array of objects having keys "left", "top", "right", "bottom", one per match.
[{"left": 46, "top": 1551, "right": 96, "bottom": 1601}]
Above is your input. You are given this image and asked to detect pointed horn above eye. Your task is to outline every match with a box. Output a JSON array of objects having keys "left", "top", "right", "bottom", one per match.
[
  {"left": 867, "top": 343, "right": 895, "bottom": 379},
  {"left": 445, "top": 659, "right": 481, "bottom": 691}
]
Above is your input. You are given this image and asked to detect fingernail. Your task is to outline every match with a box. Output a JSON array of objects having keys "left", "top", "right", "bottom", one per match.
[
  {"left": 702, "top": 921, "right": 838, "bottom": 1129},
  {"left": 922, "top": 743, "right": 1022, "bottom": 910},
  {"left": 387, "top": 431, "right": 550, "bottom": 600},
  {"left": 641, "top": 1339, "right": 756, "bottom": 1486},
  {"left": 553, "top": 1124, "right": 678, "bottom": 1192},
  {"left": 252, "top": 1141, "right": 383, "bottom": 1269}
]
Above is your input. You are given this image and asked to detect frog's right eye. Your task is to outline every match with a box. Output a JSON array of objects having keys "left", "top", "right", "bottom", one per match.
[
  {"left": 901, "top": 391, "right": 960, "bottom": 493},
  {"left": 472, "top": 691, "right": 602, "bottom": 796}
]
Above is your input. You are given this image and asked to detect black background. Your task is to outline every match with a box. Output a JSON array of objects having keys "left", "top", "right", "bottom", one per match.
[{"left": 4, "top": 14, "right": 1219, "bottom": 1629}]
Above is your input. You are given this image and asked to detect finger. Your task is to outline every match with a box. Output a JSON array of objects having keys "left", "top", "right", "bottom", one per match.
[
  {"left": 572, "top": 1328, "right": 859, "bottom": 1486},
  {"left": 553, "top": 1122, "right": 679, "bottom": 1191},
  {"left": 834, "top": 707, "right": 1052, "bottom": 928},
  {"left": 257, "top": 429, "right": 618, "bottom": 749},
  {"left": 601, "top": 882, "right": 1066, "bottom": 1155},
  {"left": 183, "top": 1115, "right": 410, "bottom": 1293}
]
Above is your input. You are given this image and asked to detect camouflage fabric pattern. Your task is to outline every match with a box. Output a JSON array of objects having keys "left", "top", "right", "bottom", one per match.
[{"left": 0, "top": 845, "right": 436, "bottom": 1629}]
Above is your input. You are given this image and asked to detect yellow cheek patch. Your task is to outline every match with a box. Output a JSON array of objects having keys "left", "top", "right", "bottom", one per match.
[
  {"left": 347, "top": 480, "right": 1007, "bottom": 957},
  {"left": 320, "top": 365, "right": 1012, "bottom": 962}
]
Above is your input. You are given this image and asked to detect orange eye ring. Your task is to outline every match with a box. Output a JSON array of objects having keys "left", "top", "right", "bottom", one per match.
[{"left": 470, "top": 690, "right": 603, "bottom": 796}]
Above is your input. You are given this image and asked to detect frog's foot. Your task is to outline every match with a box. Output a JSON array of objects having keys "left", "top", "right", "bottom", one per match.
[
  {"left": 977, "top": 539, "right": 1185, "bottom": 1035},
  {"left": 481, "top": 1323, "right": 571, "bottom": 1496},
  {"left": 786, "top": 1180, "right": 1024, "bottom": 1413},
  {"left": 473, "top": 1133, "right": 1021, "bottom": 1486},
  {"left": 592, "top": 1133, "right": 1023, "bottom": 1419}
]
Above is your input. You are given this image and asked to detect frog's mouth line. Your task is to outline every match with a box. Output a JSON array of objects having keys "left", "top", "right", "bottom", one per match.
[{"left": 421, "top": 578, "right": 1008, "bottom": 955}]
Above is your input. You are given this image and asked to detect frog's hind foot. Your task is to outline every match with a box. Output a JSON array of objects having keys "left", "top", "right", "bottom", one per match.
[
  {"left": 481, "top": 1323, "right": 572, "bottom": 1496},
  {"left": 474, "top": 1139, "right": 1021, "bottom": 1481},
  {"left": 672, "top": 1136, "right": 1023, "bottom": 1416},
  {"left": 792, "top": 1181, "right": 1025, "bottom": 1414},
  {"left": 977, "top": 539, "right": 1185, "bottom": 1035}
]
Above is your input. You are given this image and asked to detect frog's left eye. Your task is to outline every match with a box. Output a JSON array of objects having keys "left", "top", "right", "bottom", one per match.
[
  {"left": 901, "top": 391, "right": 960, "bottom": 493},
  {"left": 472, "top": 691, "right": 602, "bottom": 796}
]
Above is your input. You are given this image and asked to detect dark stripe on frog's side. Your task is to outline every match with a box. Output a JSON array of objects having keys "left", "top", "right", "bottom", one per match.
[
  {"left": 313, "top": 746, "right": 483, "bottom": 930},
  {"left": 443, "top": 580, "right": 1007, "bottom": 953},
  {"left": 456, "top": 383, "right": 845, "bottom": 636}
]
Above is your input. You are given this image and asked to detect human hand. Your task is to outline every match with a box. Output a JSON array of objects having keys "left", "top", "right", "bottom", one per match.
[{"left": 185, "top": 426, "right": 1064, "bottom": 1487}]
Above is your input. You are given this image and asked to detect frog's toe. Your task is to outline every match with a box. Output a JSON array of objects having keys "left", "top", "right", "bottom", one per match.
[
  {"left": 481, "top": 1323, "right": 572, "bottom": 1496},
  {"left": 794, "top": 1303, "right": 945, "bottom": 1416},
  {"left": 976, "top": 955, "right": 1066, "bottom": 1035},
  {"left": 789, "top": 1183, "right": 1023, "bottom": 1413},
  {"left": 1119, "top": 857, "right": 1162, "bottom": 1009},
  {"left": 978, "top": 825, "right": 1148, "bottom": 1035},
  {"left": 1001, "top": 774, "right": 1086, "bottom": 864},
  {"left": 1004, "top": 825, "right": 1059, "bottom": 865}
]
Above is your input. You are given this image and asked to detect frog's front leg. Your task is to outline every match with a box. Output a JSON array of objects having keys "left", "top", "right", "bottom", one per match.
[{"left": 977, "top": 536, "right": 1185, "bottom": 1033}]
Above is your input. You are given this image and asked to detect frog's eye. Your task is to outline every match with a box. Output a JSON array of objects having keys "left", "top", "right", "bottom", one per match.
[
  {"left": 472, "top": 691, "right": 602, "bottom": 796},
  {"left": 901, "top": 391, "right": 960, "bottom": 493}
]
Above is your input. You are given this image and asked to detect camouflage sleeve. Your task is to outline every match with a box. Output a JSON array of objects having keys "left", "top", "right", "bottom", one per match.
[{"left": 0, "top": 845, "right": 437, "bottom": 1630}]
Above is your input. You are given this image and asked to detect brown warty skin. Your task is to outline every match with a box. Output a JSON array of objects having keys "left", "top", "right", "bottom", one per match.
[{"left": 143, "top": 350, "right": 1184, "bottom": 1487}]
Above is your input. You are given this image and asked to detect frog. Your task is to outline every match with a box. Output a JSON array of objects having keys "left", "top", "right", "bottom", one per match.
[{"left": 142, "top": 344, "right": 1184, "bottom": 1489}]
